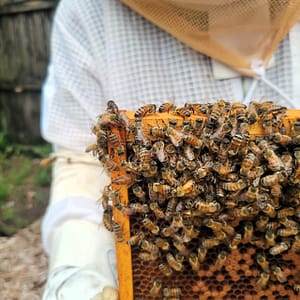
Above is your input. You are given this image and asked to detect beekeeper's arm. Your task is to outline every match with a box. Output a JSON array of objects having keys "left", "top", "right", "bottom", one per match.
[{"left": 40, "top": 0, "right": 118, "bottom": 299}]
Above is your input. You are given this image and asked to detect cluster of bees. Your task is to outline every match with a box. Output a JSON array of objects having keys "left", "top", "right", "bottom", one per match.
[{"left": 89, "top": 100, "right": 300, "bottom": 299}]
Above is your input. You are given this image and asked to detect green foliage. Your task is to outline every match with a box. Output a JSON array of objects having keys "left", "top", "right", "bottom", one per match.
[
  {"left": 34, "top": 167, "right": 51, "bottom": 187},
  {"left": 0, "top": 176, "right": 9, "bottom": 205},
  {"left": 9, "top": 158, "right": 32, "bottom": 186},
  {"left": 0, "top": 131, "right": 14, "bottom": 155},
  {"left": 2, "top": 207, "right": 14, "bottom": 221}
]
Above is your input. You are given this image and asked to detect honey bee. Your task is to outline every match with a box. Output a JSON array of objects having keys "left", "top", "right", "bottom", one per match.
[
  {"left": 134, "top": 104, "right": 156, "bottom": 117},
  {"left": 188, "top": 252, "right": 200, "bottom": 271},
  {"left": 165, "top": 197, "right": 178, "bottom": 221},
  {"left": 131, "top": 184, "right": 147, "bottom": 201},
  {"left": 142, "top": 218, "right": 160, "bottom": 235},
  {"left": 171, "top": 212, "right": 184, "bottom": 228},
  {"left": 202, "top": 237, "right": 221, "bottom": 249},
  {"left": 113, "top": 222, "right": 123, "bottom": 242},
  {"left": 159, "top": 263, "right": 173, "bottom": 277},
  {"left": 291, "top": 119, "right": 300, "bottom": 137},
  {"left": 127, "top": 232, "right": 145, "bottom": 246},
  {"left": 106, "top": 100, "right": 119, "bottom": 114},
  {"left": 271, "top": 265, "right": 287, "bottom": 283},
  {"left": 215, "top": 250, "right": 228, "bottom": 271},
  {"left": 165, "top": 126, "right": 185, "bottom": 147},
  {"left": 256, "top": 253, "right": 269, "bottom": 272},
  {"left": 149, "top": 279, "right": 162, "bottom": 297},
  {"left": 120, "top": 160, "right": 140, "bottom": 175},
  {"left": 243, "top": 221, "right": 254, "bottom": 243},
  {"left": 175, "top": 106, "right": 191, "bottom": 118},
  {"left": 129, "top": 203, "right": 149, "bottom": 214},
  {"left": 248, "top": 141, "right": 263, "bottom": 157},
  {"left": 155, "top": 237, "right": 170, "bottom": 251},
  {"left": 103, "top": 207, "right": 113, "bottom": 232},
  {"left": 176, "top": 179, "right": 196, "bottom": 197},
  {"left": 184, "top": 133, "right": 203, "bottom": 149},
  {"left": 255, "top": 215, "right": 269, "bottom": 232},
  {"left": 247, "top": 101, "right": 258, "bottom": 124},
  {"left": 270, "top": 185, "right": 282, "bottom": 204},
  {"left": 98, "top": 112, "right": 122, "bottom": 128},
  {"left": 272, "top": 132, "right": 292, "bottom": 145},
  {"left": 244, "top": 186, "right": 258, "bottom": 203},
  {"left": 193, "top": 162, "right": 213, "bottom": 179},
  {"left": 173, "top": 240, "right": 190, "bottom": 258},
  {"left": 149, "top": 202, "right": 165, "bottom": 219},
  {"left": 114, "top": 201, "right": 131, "bottom": 215},
  {"left": 203, "top": 218, "right": 223, "bottom": 231},
  {"left": 257, "top": 271, "right": 270, "bottom": 288},
  {"left": 107, "top": 132, "right": 125, "bottom": 155},
  {"left": 161, "top": 225, "right": 177, "bottom": 238},
  {"left": 281, "top": 151, "right": 293, "bottom": 176},
  {"left": 161, "top": 168, "right": 179, "bottom": 186},
  {"left": 221, "top": 221, "right": 235, "bottom": 237},
  {"left": 140, "top": 240, "right": 159, "bottom": 254},
  {"left": 227, "top": 134, "right": 244, "bottom": 156},
  {"left": 184, "top": 103, "right": 205, "bottom": 115},
  {"left": 269, "top": 241, "right": 290, "bottom": 256},
  {"left": 174, "top": 160, "right": 185, "bottom": 173},
  {"left": 197, "top": 244, "right": 208, "bottom": 263},
  {"left": 294, "top": 283, "right": 300, "bottom": 295},
  {"left": 222, "top": 179, "right": 247, "bottom": 192},
  {"left": 101, "top": 184, "right": 118, "bottom": 209},
  {"left": 102, "top": 157, "right": 120, "bottom": 172},
  {"left": 149, "top": 126, "right": 165, "bottom": 139},
  {"left": 166, "top": 253, "right": 184, "bottom": 271},
  {"left": 240, "top": 152, "right": 257, "bottom": 176},
  {"left": 262, "top": 114, "right": 273, "bottom": 135},
  {"left": 279, "top": 217, "right": 298, "bottom": 228},
  {"left": 291, "top": 234, "right": 300, "bottom": 253},
  {"left": 141, "top": 160, "right": 158, "bottom": 177},
  {"left": 111, "top": 173, "right": 139, "bottom": 186},
  {"left": 193, "top": 118, "right": 205, "bottom": 135},
  {"left": 257, "top": 201, "right": 276, "bottom": 218},
  {"left": 229, "top": 233, "right": 242, "bottom": 250},
  {"left": 263, "top": 148, "right": 284, "bottom": 171},
  {"left": 260, "top": 172, "right": 285, "bottom": 187},
  {"left": 265, "top": 230, "right": 276, "bottom": 247},
  {"left": 152, "top": 183, "right": 174, "bottom": 199},
  {"left": 163, "top": 288, "right": 182, "bottom": 298},
  {"left": 152, "top": 141, "right": 166, "bottom": 162},
  {"left": 277, "top": 227, "right": 298, "bottom": 237},
  {"left": 208, "top": 100, "right": 226, "bottom": 124},
  {"left": 183, "top": 224, "right": 200, "bottom": 240},
  {"left": 194, "top": 199, "right": 221, "bottom": 215},
  {"left": 139, "top": 251, "right": 159, "bottom": 261},
  {"left": 159, "top": 102, "right": 176, "bottom": 113},
  {"left": 183, "top": 144, "right": 195, "bottom": 161},
  {"left": 134, "top": 117, "right": 150, "bottom": 144},
  {"left": 85, "top": 143, "right": 98, "bottom": 154}
]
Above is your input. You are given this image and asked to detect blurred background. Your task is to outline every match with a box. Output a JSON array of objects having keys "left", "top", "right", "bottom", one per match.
[{"left": 0, "top": 1, "right": 58, "bottom": 298}]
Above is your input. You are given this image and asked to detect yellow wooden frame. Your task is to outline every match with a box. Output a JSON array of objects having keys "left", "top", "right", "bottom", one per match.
[{"left": 108, "top": 110, "right": 299, "bottom": 300}]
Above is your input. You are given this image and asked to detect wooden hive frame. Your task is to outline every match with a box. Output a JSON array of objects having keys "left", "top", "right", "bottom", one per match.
[{"left": 107, "top": 110, "right": 300, "bottom": 300}]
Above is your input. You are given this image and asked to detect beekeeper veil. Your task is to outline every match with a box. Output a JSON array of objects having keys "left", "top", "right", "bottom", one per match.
[{"left": 121, "top": 0, "right": 300, "bottom": 77}]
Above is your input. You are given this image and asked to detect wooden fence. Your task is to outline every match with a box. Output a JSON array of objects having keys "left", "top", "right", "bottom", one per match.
[{"left": 0, "top": 0, "right": 58, "bottom": 143}]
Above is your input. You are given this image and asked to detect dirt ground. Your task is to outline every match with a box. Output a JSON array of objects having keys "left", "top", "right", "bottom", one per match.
[
  {"left": 0, "top": 154, "right": 50, "bottom": 299},
  {"left": 0, "top": 219, "right": 48, "bottom": 300}
]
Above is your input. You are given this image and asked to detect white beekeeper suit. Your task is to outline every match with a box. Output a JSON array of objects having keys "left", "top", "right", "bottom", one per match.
[{"left": 41, "top": 0, "right": 300, "bottom": 299}]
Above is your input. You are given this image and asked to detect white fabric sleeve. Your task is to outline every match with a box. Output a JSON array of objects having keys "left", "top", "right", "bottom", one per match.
[{"left": 41, "top": 146, "right": 118, "bottom": 272}]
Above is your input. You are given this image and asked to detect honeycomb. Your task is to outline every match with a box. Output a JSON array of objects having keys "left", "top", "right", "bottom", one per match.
[{"left": 91, "top": 100, "right": 300, "bottom": 300}]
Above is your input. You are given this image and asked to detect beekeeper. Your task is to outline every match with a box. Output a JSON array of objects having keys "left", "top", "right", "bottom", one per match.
[{"left": 41, "top": 0, "right": 300, "bottom": 299}]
